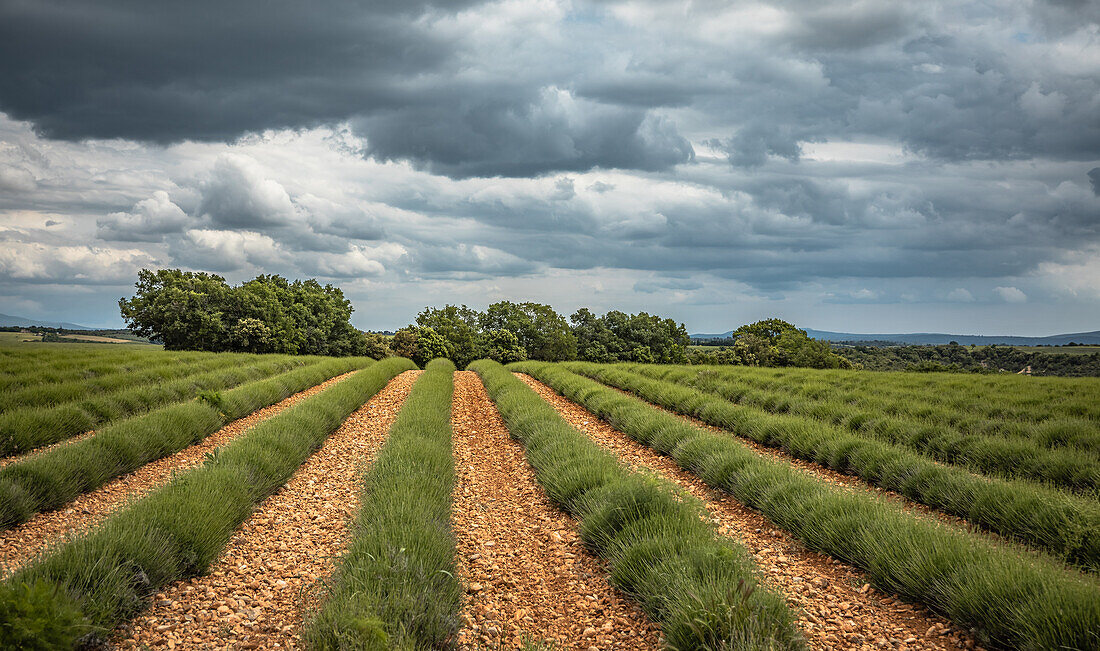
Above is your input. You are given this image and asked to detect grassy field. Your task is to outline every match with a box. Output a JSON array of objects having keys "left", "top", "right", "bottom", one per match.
[
  {"left": 0, "top": 331, "right": 159, "bottom": 347},
  {"left": 1, "top": 346, "right": 1098, "bottom": 649}
]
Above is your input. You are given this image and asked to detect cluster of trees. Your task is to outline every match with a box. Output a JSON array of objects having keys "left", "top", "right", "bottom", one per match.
[
  {"left": 119, "top": 269, "right": 375, "bottom": 356},
  {"left": 114, "top": 269, "right": 869, "bottom": 372},
  {"left": 839, "top": 342, "right": 1100, "bottom": 376},
  {"left": 382, "top": 302, "right": 691, "bottom": 368},
  {"left": 687, "top": 319, "right": 856, "bottom": 369}
]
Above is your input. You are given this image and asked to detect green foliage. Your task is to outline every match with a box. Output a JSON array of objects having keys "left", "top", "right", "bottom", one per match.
[
  {"left": 1, "top": 358, "right": 415, "bottom": 645},
  {"left": 360, "top": 333, "right": 392, "bottom": 360},
  {"left": 389, "top": 327, "right": 419, "bottom": 361},
  {"left": 733, "top": 318, "right": 805, "bottom": 344},
  {"left": 691, "top": 319, "right": 853, "bottom": 370},
  {"left": 415, "top": 305, "right": 482, "bottom": 368},
  {"left": 481, "top": 301, "right": 577, "bottom": 361},
  {"left": 118, "top": 269, "right": 372, "bottom": 356},
  {"left": 841, "top": 343, "right": 1100, "bottom": 376},
  {"left": 306, "top": 359, "right": 459, "bottom": 649},
  {"left": 0, "top": 350, "right": 242, "bottom": 412},
  {"left": 482, "top": 328, "right": 528, "bottom": 363},
  {"left": 412, "top": 326, "right": 456, "bottom": 368},
  {"left": 570, "top": 308, "right": 690, "bottom": 364},
  {"left": 196, "top": 391, "right": 227, "bottom": 416},
  {"left": 471, "top": 360, "right": 803, "bottom": 650},
  {"left": 0, "top": 581, "right": 85, "bottom": 649},
  {"left": 517, "top": 361, "right": 1100, "bottom": 650},
  {"left": 407, "top": 302, "right": 577, "bottom": 367},
  {"left": 396, "top": 303, "right": 690, "bottom": 367},
  {"left": 227, "top": 317, "right": 272, "bottom": 353}
]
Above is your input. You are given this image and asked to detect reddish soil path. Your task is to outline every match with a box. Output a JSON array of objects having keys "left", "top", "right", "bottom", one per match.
[
  {"left": 518, "top": 373, "right": 982, "bottom": 651},
  {"left": 113, "top": 370, "right": 421, "bottom": 650},
  {"left": 451, "top": 371, "right": 660, "bottom": 650},
  {"left": 0, "top": 370, "right": 360, "bottom": 577}
]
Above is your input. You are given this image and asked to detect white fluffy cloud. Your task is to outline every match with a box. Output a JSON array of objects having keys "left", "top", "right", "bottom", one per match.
[
  {"left": 304, "top": 243, "right": 408, "bottom": 278},
  {"left": 947, "top": 288, "right": 975, "bottom": 302},
  {"left": 172, "top": 229, "right": 281, "bottom": 271},
  {"left": 197, "top": 154, "right": 299, "bottom": 228},
  {"left": 1035, "top": 249, "right": 1100, "bottom": 299},
  {"left": 97, "top": 191, "right": 191, "bottom": 242},
  {"left": 994, "top": 286, "right": 1028, "bottom": 303},
  {"left": 0, "top": 240, "right": 156, "bottom": 284}
]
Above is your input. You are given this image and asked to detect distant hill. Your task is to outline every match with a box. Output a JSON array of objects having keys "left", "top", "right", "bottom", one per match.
[
  {"left": 0, "top": 312, "right": 93, "bottom": 330},
  {"left": 691, "top": 328, "right": 1100, "bottom": 346}
]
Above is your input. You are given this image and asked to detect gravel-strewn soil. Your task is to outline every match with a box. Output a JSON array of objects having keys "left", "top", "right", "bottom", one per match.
[
  {"left": 518, "top": 373, "right": 981, "bottom": 651},
  {"left": 113, "top": 370, "right": 421, "bottom": 650},
  {"left": 0, "top": 371, "right": 359, "bottom": 577},
  {"left": 451, "top": 371, "right": 661, "bottom": 650}
]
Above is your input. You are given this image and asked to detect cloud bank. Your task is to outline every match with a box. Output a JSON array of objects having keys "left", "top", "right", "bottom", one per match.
[{"left": 0, "top": 0, "right": 1097, "bottom": 332}]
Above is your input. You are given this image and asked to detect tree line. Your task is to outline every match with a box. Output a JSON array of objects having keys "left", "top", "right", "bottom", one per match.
[
  {"left": 839, "top": 342, "right": 1100, "bottom": 376},
  {"left": 117, "top": 269, "right": 854, "bottom": 370},
  {"left": 386, "top": 303, "right": 692, "bottom": 368}
]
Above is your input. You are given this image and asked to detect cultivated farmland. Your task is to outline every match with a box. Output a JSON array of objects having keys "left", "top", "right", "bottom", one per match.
[{"left": 1, "top": 344, "right": 1098, "bottom": 650}]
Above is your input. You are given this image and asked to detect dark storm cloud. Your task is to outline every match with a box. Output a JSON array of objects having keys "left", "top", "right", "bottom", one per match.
[
  {"left": 357, "top": 93, "right": 694, "bottom": 178},
  {"left": 0, "top": 0, "right": 693, "bottom": 178},
  {"left": 777, "top": 0, "right": 914, "bottom": 51},
  {"left": 0, "top": 0, "right": 468, "bottom": 142},
  {"left": 2, "top": 0, "right": 1100, "bottom": 332},
  {"left": 708, "top": 125, "right": 810, "bottom": 168},
  {"left": 4, "top": 0, "right": 1097, "bottom": 179}
]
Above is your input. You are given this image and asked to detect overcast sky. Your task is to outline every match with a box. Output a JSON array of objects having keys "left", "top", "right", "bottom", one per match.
[{"left": 1, "top": 0, "right": 1098, "bottom": 334}]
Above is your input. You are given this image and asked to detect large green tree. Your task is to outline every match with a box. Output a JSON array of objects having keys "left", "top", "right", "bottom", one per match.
[
  {"left": 119, "top": 269, "right": 370, "bottom": 356},
  {"left": 727, "top": 318, "right": 852, "bottom": 369},
  {"left": 118, "top": 269, "right": 233, "bottom": 351},
  {"left": 570, "top": 308, "right": 690, "bottom": 363},
  {"left": 480, "top": 301, "right": 576, "bottom": 361},
  {"left": 415, "top": 305, "right": 484, "bottom": 368},
  {"left": 733, "top": 318, "right": 806, "bottom": 345}
]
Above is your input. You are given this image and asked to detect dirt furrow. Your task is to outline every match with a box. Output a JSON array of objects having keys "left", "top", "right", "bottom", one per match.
[
  {"left": 0, "top": 371, "right": 359, "bottom": 577},
  {"left": 518, "top": 374, "right": 981, "bottom": 651},
  {"left": 113, "top": 369, "right": 420, "bottom": 650},
  {"left": 451, "top": 371, "right": 660, "bottom": 650}
]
